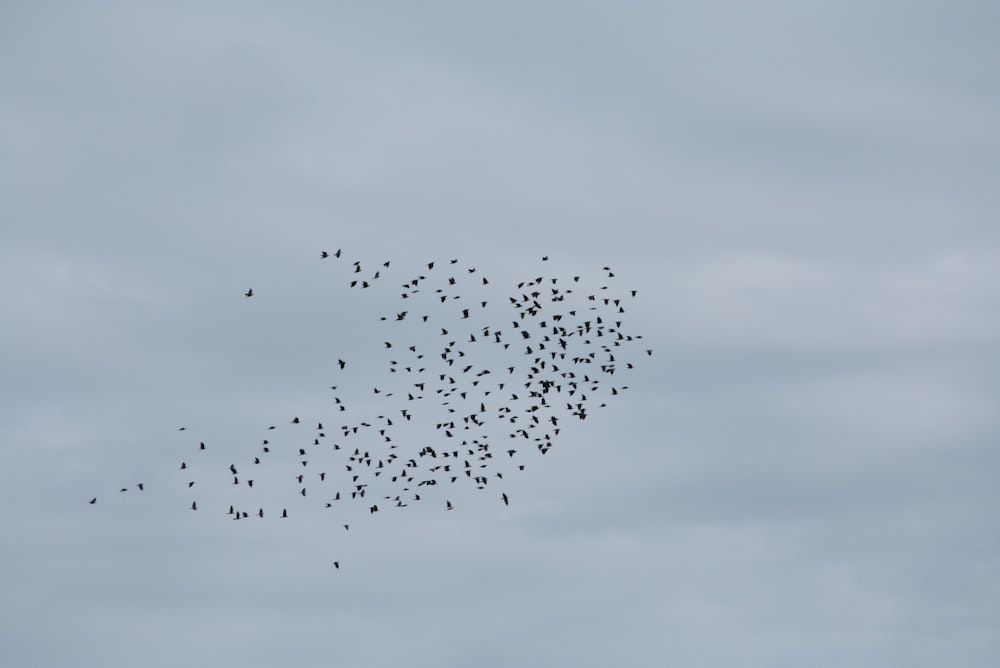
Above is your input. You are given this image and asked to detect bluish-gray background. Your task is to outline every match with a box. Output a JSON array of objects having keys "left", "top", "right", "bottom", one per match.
[{"left": 1, "top": 2, "right": 998, "bottom": 667}]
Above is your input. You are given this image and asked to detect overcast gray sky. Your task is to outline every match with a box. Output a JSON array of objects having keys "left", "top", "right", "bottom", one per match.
[{"left": 2, "top": 2, "right": 999, "bottom": 667}]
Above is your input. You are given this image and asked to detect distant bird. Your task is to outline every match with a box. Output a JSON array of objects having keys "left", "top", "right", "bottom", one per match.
[
  {"left": 333, "top": 561, "right": 340, "bottom": 569},
  {"left": 191, "top": 501, "right": 197, "bottom": 511},
  {"left": 89, "top": 497, "right": 96, "bottom": 504},
  {"left": 95, "top": 251, "right": 650, "bottom": 559}
]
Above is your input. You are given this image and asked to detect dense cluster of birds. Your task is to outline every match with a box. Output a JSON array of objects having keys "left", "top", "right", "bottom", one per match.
[{"left": 91, "top": 251, "right": 650, "bottom": 567}]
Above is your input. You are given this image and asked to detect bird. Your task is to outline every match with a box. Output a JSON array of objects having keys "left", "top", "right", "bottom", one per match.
[
  {"left": 89, "top": 497, "right": 96, "bottom": 504},
  {"left": 245, "top": 289, "right": 253, "bottom": 297},
  {"left": 93, "top": 250, "right": 650, "bottom": 563},
  {"left": 191, "top": 501, "right": 197, "bottom": 511},
  {"left": 333, "top": 561, "right": 340, "bottom": 569}
]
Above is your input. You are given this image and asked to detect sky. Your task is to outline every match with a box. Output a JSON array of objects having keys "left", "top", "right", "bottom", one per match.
[{"left": 1, "top": 2, "right": 999, "bottom": 667}]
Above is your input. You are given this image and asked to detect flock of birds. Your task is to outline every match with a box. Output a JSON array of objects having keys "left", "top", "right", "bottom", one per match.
[{"left": 91, "top": 251, "right": 650, "bottom": 567}]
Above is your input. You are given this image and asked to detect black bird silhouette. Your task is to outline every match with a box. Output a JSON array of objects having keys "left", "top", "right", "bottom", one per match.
[
  {"left": 94, "top": 249, "right": 650, "bottom": 564},
  {"left": 245, "top": 289, "right": 253, "bottom": 297},
  {"left": 89, "top": 497, "right": 96, "bottom": 504}
]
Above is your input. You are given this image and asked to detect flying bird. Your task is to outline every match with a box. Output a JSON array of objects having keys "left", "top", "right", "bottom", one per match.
[{"left": 92, "top": 250, "right": 649, "bottom": 565}]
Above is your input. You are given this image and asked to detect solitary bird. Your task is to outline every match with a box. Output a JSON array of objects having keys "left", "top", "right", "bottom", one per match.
[{"left": 245, "top": 289, "right": 253, "bottom": 297}]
